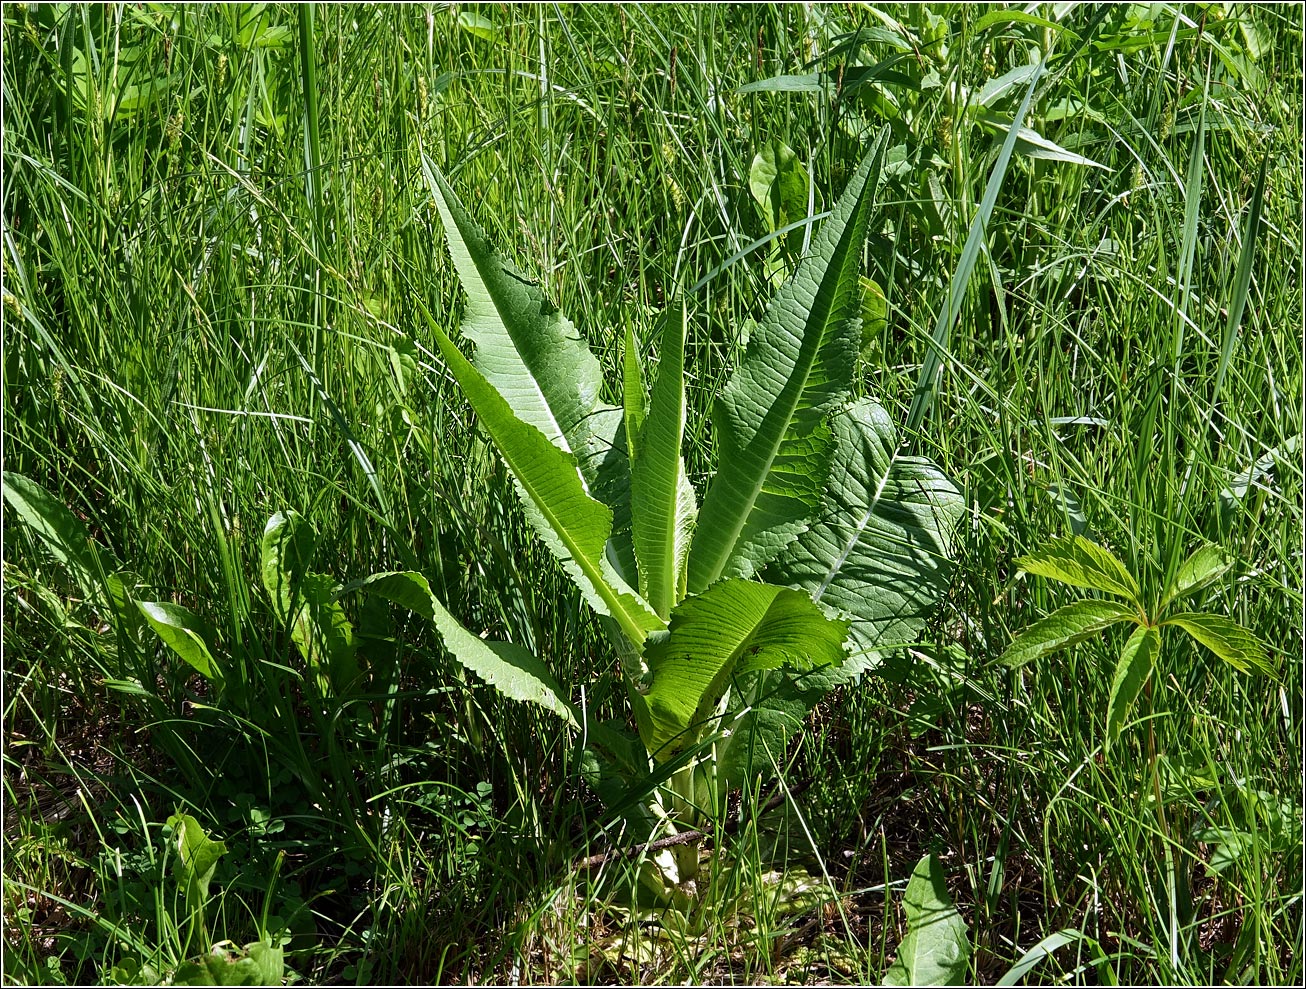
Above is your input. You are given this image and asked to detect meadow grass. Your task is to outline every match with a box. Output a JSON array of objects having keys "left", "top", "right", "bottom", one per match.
[{"left": 3, "top": 3, "right": 1301, "bottom": 984}]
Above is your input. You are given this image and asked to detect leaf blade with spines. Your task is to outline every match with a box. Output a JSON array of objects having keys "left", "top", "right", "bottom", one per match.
[
  {"left": 354, "top": 571, "right": 581, "bottom": 727},
  {"left": 1017, "top": 535, "right": 1142, "bottom": 605},
  {"left": 422, "top": 155, "right": 607, "bottom": 486},
  {"left": 1106, "top": 624, "right": 1159, "bottom": 750},
  {"left": 687, "top": 131, "right": 890, "bottom": 591},
  {"left": 769, "top": 398, "right": 964, "bottom": 674},
  {"left": 417, "top": 301, "right": 663, "bottom": 648},
  {"left": 1162, "top": 611, "right": 1277, "bottom": 677},
  {"left": 1000, "top": 600, "right": 1138, "bottom": 669},
  {"left": 642, "top": 579, "right": 847, "bottom": 760},
  {"left": 631, "top": 299, "right": 697, "bottom": 618}
]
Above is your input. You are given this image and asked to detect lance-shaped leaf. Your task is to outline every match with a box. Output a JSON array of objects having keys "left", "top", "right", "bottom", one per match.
[
  {"left": 884, "top": 853, "right": 970, "bottom": 986},
  {"left": 1163, "top": 611, "right": 1277, "bottom": 677},
  {"left": 1106, "top": 624, "right": 1159, "bottom": 751},
  {"left": 138, "top": 601, "right": 221, "bottom": 682},
  {"left": 353, "top": 570, "right": 581, "bottom": 727},
  {"left": 1159, "top": 543, "right": 1233, "bottom": 613},
  {"left": 687, "top": 131, "right": 890, "bottom": 591},
  {"left": 769, "top": 399, "right": 964, "bottom": 673},
  {"left": 2, "top": 471, "right": 112, "bottom": 600},
  {"left": 422, "top": 156, "right": 608, "bottom": 484},
  {"left": 1001, "top": 600, "right": 1138, "bottom": 669},
  {"left": 642, "top": 579, "right": 847, "bottom": 759},
  {"left": 631, "top": 299, "right": 697, "bottom": 618},
  {"left": 1017, "top": 535, "right": 1142, "bottom": 605},
  {"left": 418, "top": 303, "right": 663, "bottom": 647}
]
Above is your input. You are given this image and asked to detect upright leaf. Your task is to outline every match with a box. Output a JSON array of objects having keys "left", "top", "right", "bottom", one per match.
[
  {"left": 1017, "top": 535, "right": 1142, "bottom": 605},
  {"left": 1159, "top": 543, "right": 1232, "bottom": 612},
  {"left": 1163, "top": 612, "right": 1276, "bottom": 677},
  {"left": 2, "top": 471, "right": 111, "bottom": 598},
  {"left": 260, "top": 511, "right": 317, "bottom": 621},
  {"left": 688, "top": 130, "right": 890, "bottom": 590},
  {"left": 770, "top": 399, "right": 964, "bottom": 673},
  {"left": 422, "top": 156, "right": 608, "bottom": 484},
  {"left": 642, "top": 579, "right": 847, "bottom": 759},
  {"left": 1106, "top": 624, "right": 1159, "bottom": 751},
  {"left": 354, "top": 571, "right": 581, "bottom": 727},
  {"left": 420, "top": 305, "right": 662, "bottom": 650},
  {"left": 138, "top": 602, "right": 221, "bottom": 682},
  {"left": 630, "top": 299, "right": 697, "bottom": 617},
  {"left": 622, "top": 322, "right": 646, "bottom": 464},
  {"left": 884, "top": 853, "right": 970, "bottom": 986},
  {"left": 167, "top": 813, "right": 227, "bottom": 910},
  {"left": 1000, "top": 600, "right": 1138, "bottom": 669}
]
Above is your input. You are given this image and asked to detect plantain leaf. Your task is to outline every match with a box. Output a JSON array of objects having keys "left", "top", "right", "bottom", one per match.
[
  {"left": 770, "top": 399, "right": 964, "bottom": 674},
  {"left": 173, "top": 941, "right": 283, "bottom": 987},
  {"left": 353, "top": 570, "right": 581, "bottom": 727},
  {"left": 138, "top": 602, "right": 221, "bottom": 682},
  {"left": 1017, "top": 535, "right": 1142, "bottom": 605},
  {"left": 2, "top": 471, "right": 112, "bottom": 600},
  {"left": 748, "top": 140, "right": 811, "bottom": 232},
  {"left": 1001, "top": 600, "right": 1138, "bottom": 669},
  {"left": 688, "top": 130, "right": 890, "bottom": 591},
  {"left": 631, "top": 299, "right": 697, "bottom": 618},
  {"left": 642, "top": 579, "right": 847, "bottom": 760},
  {"left": 421, "top": 156, "right": 610, "bottom": 488},
  {"left": 167, "top": 813, "right": 226, "bottom": 910},
  {"left": 417, "top": 301, "right": 663, "bottom": 648},
  {"left": 1159, "top": 543, "right": 1233, "bottom": 613},
  {"left": 260, "top": 511, "right": 317, "bottom": 621},
  {"left": 1163, "top": 611, "right": 1277, "bottom": 677},
  {"left": 1106, "top": 624, "right": 1159, "bottom": 751},
  {"left": 884, "top": 853, "right": 970, "bottom": 986}
]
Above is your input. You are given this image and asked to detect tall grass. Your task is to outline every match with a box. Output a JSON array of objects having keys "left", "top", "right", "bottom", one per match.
[{"left": 3, "top": 4, "right": 1301, "bottom": 984}]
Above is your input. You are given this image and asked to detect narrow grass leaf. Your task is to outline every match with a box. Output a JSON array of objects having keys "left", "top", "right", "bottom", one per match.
[
  {"left": 642, "top": 579, "right": 847, "bottom": 759},
  {"left": 688, "top": 130, "right": 889, "bottom": 590},
  {"left": 1106, "top": 624, "right": 1159, "bottom": 751},
  {"left": 1017, "top": 535, "right": 1142, "bottom": 604},
  {"left": 884, "top": 853, "right": 970, "bottom": 986},
  {"left": 1214, "top": 152, "right": 1270, "bottom": 401},
  {"left": 630, "top": 299, "right": 697, "bottom": 617},
  {"left": 354, "top": 570, "right": 580, "bottom": 727},
  {"left": 622, "top": 322, "right": 646, "bottom": 464},
  {"left": 770, "top": 399, "right": 964, "bottom": 674},
  {"left": 1163, "top": 611, "right": 1277, "bottom": 677},
  {"left": 1001, "top": 600, "right": 1138, "bottom": 669},
  {"left": 1159, "top": 543, "right": 1233, "bottom": 612}
]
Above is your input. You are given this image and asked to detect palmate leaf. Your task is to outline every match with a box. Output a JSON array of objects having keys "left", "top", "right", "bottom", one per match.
[
  {"left": 642, "top": 579, "right": 847, "bottom": 760},
  {"left": 1017, "top": 535, "right": 1142, "bottom": 605},
  {"left": 687, "top": 129, "right": 890, "bottom": 591},
  {"left": 422, "top": 156, "right": 606, "bottom": 479},
  {"left": 769, "top": 399, "right": 964, "bottom": 674},
  {"left": 630, "top": 299, "right": 697, "bottom": 618},
  {"left": 354, "top": 571, "right": 581, "bottom": 727},
  {"left": 1000, "top": 600, "right": 1138, "bottom": 669},
  {"left": 884, "top": 853, "right": 970, "bottom": 986},
  {"left": 1106, "top": 624, "right": 1159, "bottom": 751},
  {"left": 1163, "top": 611, "right": 1277, "bottom": 677},
  {"left": 417, "top": 302, "right": 663, "bottom": 648}
]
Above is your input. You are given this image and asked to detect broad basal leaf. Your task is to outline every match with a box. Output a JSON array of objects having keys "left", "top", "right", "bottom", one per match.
[
  {"left": 642, "top": 579, "right": 847, "bottom": 760},
  {"left": 418, "top": 302, "right": 663, "bottom": 648},
  {"left": 1159, "top": 543, "right": 1233, "bottom": 612},
  {"left": 1017, "top": 535, "right": 1141, "bottom": 605},
  {"left": 884, "top": 853, "right": 970, "bottom": 986},
  {"left": 260, "top": 511, "right": 317, "bottom": 620},
  {"left": 687, "top": 130, "right": 890, "bottom": 591},
  {"left": 167, "top": 813, "right": 226, "bottom": 909},
  {"left": 770, "top": 399, "right": 964, "bottom": 675},
  {"left": 354, "top": 570, "right": 581, "bottom": 727},
  {"left": 422, "top": 156, "right": 608, "bottom": 486},
  {"left": 1106, "top": 624, "right": 1159, "bottom": 750},
  {"left": 631, "top": 299, "right": 697, "bottom": 618},
  {"left": 2, "top": 471, "right": 112, "bottom": 599},
  {"left": 1163, "top": 611, "right": 1276, "bottom": 677},
  {"left": 1000, "top": 600, "right": 1138, "bottom": 669},
  {"left": 138, "top": 602, "right": 221, "bottom": 682}
]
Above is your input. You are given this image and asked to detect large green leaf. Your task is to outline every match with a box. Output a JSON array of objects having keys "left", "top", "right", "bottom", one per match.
[
  {"left": 1163, "top": 611, "right": 1276, "bottom": 677},
  {"left": 687, "top": 131, "right": 890, "bottom": 591},
  {"left": 260, "top": 511, "right": 317, "bottom": 621},
  {"left": 642, "top": 579, "right": 847, "bottom": 760},
  {"left": 417, "top": 302, "right": 663, "bottom": 648},
  {"left": 167, "top": 813, "right": 226, "bottom": 910},
  {"left": 173, "top": 942, "right": 284, "bottom": 987},
  {"left": 1000, "top": 600, "right": 1138, "bottom": 669},
  {"left": 1106, "top": 624, "right": 1159, "bottom": 751},
  {"left": 138, "top": 602, "right": 221, "bottom": 682},
  {"left": 1159, "top": 543, "right": 1233, "bottom": 612},
  {"left": 421, "top": 156, "right": 609, "bottom": 486},
  {"left": 884, "top": 853, "right": 970, "bottom": 986},
  {"left": 2, "top": 471, "right": 111, "bottom": 598},
  {"left": 1017, "top": 535, "right": 1142, "bottom": 605},
  {"left": 769, "top": 399, "right": 964, "bottom": 673},
  {"left": 630, "top": 299, "right": 697, "bottom": 618},
  {"left": 354, "top": 570, "right": 581, "bottom": 727}
]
